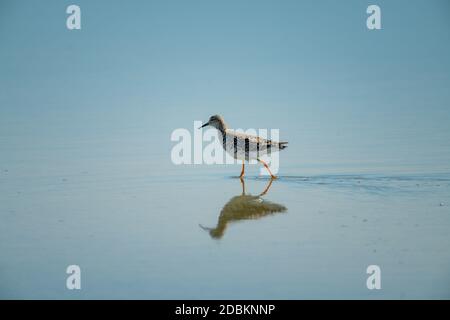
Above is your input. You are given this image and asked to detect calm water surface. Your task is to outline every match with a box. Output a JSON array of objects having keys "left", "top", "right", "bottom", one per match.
[
  {"left": 2, "top": 0, "right": 450, "bottom": 299},
  {"left": 1, "top": 156, "right": 449, "bottom": 299}
]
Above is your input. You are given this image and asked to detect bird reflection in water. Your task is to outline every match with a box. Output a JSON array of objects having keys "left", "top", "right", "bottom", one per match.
[{"left": 200, "top": 178, "right": 287, "bottom": 239}]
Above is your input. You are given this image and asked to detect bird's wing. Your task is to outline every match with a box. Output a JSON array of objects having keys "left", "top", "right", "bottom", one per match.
[
  {"left": 226, "top": 130, "right": 287, "bottom": 149},
  {"left": 226, "top": 130, "right": 269, "bottom": 143}
]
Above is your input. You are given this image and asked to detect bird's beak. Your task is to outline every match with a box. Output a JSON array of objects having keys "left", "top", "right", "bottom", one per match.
[{"left": 198, "top": 122, "right": 209, "bottom": 129}]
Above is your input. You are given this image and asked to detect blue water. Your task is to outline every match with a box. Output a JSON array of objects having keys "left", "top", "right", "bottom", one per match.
[
  {"left": 1, "top": 0, "right": 450, "bottom": 299},
  {"left": 1, "top": 161, "right": 449, "bottom": 299}
]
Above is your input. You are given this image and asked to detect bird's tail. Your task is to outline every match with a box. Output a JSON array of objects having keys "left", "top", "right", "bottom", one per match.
[{"left": 279, "top": 142, "right": 288, "bottom": 150}]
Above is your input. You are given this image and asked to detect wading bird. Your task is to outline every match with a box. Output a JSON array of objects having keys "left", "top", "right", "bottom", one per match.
[{"left": 199, "top": 115, "right": 288, "bottom": 178}]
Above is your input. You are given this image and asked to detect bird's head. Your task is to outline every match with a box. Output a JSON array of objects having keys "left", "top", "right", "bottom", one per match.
[{"left": 199, "top": 115, "right": 227, "bottom": 131}]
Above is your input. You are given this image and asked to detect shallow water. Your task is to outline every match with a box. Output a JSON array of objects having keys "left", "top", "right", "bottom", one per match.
[
  {"left": 1, "top": 163, "right": 449, "bottom": 299},
  {"left": 1, "top": 0, "right": 450, "bottom": 299}
]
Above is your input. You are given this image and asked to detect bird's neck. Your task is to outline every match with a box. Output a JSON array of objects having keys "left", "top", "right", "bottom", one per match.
[{"left": 216, "top": 122, "right": 227, "bottom": 135}]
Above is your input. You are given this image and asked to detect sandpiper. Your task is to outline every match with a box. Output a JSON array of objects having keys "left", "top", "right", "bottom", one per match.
[{"left": 199, "top": 115, "right": 288, "bottom": 178}]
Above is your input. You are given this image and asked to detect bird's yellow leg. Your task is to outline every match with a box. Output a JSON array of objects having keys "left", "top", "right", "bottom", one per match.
[
  {"left": 239, "top": 161, "right": 245, "bottom": 178},
  {"left": 259, "top": 178, "right": 274, "bottom": 196},
  {"left": 240, "top": 176, "right": 246, "bottom": 195},
  {"left": 258, "top": 158, "right": 277, "bottom": 179}
]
